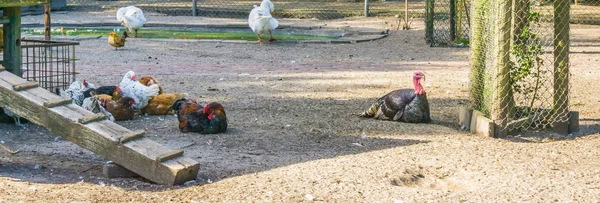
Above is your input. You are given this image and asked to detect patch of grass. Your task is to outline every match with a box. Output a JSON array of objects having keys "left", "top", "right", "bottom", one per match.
[{"left": 22, "top": 28, "right": 339, "bottom": 41}]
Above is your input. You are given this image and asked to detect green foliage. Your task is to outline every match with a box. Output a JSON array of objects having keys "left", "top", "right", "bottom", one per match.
[{"left": 509, "top": 9, "right": 547, "bottom": 114}]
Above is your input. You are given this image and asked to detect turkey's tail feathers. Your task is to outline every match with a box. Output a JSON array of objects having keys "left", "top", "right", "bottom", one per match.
[
  {"left": 359, "top": 97, "right": 384, "bottom": 118},
  {"left": 145, "top": 84, "right": 160, "bottom": 98}
]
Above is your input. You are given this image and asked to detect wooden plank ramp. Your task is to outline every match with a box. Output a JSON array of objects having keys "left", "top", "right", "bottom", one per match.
[{"left": 0, "top": 68, "right": 199, "bottom": 185}]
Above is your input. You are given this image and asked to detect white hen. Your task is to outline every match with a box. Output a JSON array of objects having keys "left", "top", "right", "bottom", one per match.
[
  {"left": 248, "top": 0, "right": 278, "bottom": 42},
  {"left": 119, "top": 71, "right": 160, "bottom": 110},
  {"left": 117, "top": 6, "right": 146, "bottom": 38}
]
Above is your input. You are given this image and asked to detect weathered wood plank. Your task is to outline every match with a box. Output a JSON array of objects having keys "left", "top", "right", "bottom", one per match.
[
  {"left": 78, "top": 113, "right": 107, "bottom": 124},
  {"left": 13, "top": 81, "right": 39, "bottom": 91},
  {"left": 44, "top": 98, "right": 72, "bottom": 108},
  {"left": 156, "top": 150, "right": 184, "bottom": 162},
  {"left": 0, "top": 72, "right": 199, "bottom": 185},
  {"left": 120, "top": 130, "right": 145, "bottom": 144}
]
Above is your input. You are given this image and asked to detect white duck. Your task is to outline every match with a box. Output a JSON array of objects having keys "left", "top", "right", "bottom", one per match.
[
  {"left": 117, "top": 6, "right": 147, "bottom": 38},
  {"left": 248, "top": 0, "right": 278, "bottom": 42}
]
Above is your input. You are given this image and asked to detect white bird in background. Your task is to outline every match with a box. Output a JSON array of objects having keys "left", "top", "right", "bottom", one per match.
[
  {"left": 248, "top": 0, "right": 278, "bottom": 42},
  {"left": 117, "top": 6, "right": 147, "bottom": 38},
  {"left": 119, "top": 71, "right": 160, "bottom": 110}
]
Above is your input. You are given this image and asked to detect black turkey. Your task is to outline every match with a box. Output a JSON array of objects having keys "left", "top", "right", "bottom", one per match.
[{"left": 360, "top": 71, "right": 431, "bottom": 123}]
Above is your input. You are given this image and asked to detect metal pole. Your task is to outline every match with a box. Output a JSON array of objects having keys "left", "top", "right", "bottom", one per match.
[
  {"left": 192, "top": 0, "right": 198, "bottom": 16},
  {"left": 405, "top": 0, "right": 408, "bottom": 23},
  {"left": 449, "top": 0, "right": 456, "bottom": 41},
  {"left": 364, "top": 0, "right": 369, "bottom": 17},
  {"left": 44, "top": 4, "right": 51, "bottom": 40}
]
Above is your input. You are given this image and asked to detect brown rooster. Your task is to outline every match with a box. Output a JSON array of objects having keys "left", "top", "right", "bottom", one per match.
[
  {"left": 101, "top": 97, "right": 136, "bottom": 121},
  {"left": 200, "top": 102, "right": 228, "bottom": 134},
  {"left": 170, "top": 98, "right": 204, "bottom": 133},
  {"left": 138, "top": 76, "right": 163, "bottom": 95},
  {"left": 141, "top": 92, "right": 188, "bottom": 115}
]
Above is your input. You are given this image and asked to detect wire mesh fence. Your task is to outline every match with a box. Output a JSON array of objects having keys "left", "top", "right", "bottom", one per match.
[
  {"left": 426, "top": 0, "right": 600, "bottom": 47},
  {"left": 65, "top": 0, "right": 426, "bottom": 20},
  {"left": 425, "top": 0, "right": 470, "bottom": 46},
  {"left": 21, "top": 40, "right": 79, "bottom": 94},
  {"left": 469, "top": 0, "right": 571, "bottom": 136},
  {"left": 571, "top": 0, "right": 600, "bottom": 24}
]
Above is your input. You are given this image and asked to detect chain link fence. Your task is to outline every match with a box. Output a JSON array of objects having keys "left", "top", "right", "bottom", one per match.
[
  {"left": 425, "top": 0, "right": 470, "bottom": 46},
  {"left": 65, "top": 0, "right": 426, "bottom": 20},
  {"left": 571, "top": 0, "right": 600, "bottom": 24},
  {"left": 469, "top": 0, "right": 571, "bottom": 136},
  {"left": 427, "top": 0, "right": 600, "bottom": 47}
]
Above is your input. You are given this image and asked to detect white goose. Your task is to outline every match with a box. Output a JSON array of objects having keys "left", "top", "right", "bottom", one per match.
[
  {"left": 248, "top": 0, "right": 278, "bottom": 42},
  {"left": 117, "top": 6, "right": 147, "bottom": 38}
]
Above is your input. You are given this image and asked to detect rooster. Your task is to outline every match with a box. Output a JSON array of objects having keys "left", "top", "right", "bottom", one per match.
[
  {"left": 169, "top": 99, "right": 228, "bottom": 134},
  {"left": 200, "top": 102, "right": 228, "bottom": 134},
  {"left": 101, "top": 97, "right": 136, "bottom": 121},
  {"left": 60, "top": 80, "right": 96, "bottom": 106},
  {"left": 138, "top": 76, "right": 163, "bottom": 95},
  {"left": 359, "top": 72, "right": 431, "bottom": 123},
  {"left": 108, "top": 31, "right": 128, "bottom": 50},
  {"left": 119, "top": 71, "right": 160, "bottom": 110},
  {"left": 83, "top": 86, "right": 122, "bottom": 101},
  {"left": 170, "top": 98, "right": 205, "bottom": 133},
  {"left": 141, "top": 92, "right": 188, "bottom": 115}
]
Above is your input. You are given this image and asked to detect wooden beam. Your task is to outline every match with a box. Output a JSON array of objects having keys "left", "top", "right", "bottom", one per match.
[
  {"left": 78, "top": 113, "right": 107, "bottom": 124},
  {"left": 156, "top": 150, "right": 184, "bottom": 162},
  {"left": 119, "top": 130, "right": 145, "bottom": 144},
  {"left": 13, "top": 81, "right": 39, "bottom": 91},
  {"left": 0, "top": 72, "right": 199, "bottom": 185},
  {"left": 44, "top": 98, "right": 73, "bottom": 108}
]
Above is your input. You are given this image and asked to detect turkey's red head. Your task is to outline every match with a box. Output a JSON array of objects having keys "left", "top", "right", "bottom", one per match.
[
  {"left": 413, "top": 72, "right": 426, "bottom": 95},
  {"left": 83, "top": 80, "right": 89, "bottom": 87}
]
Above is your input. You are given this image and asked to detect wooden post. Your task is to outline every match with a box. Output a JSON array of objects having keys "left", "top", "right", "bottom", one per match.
[
  {"left": 364, "top": 0, "right": 369, "bottom": 17},
  {"left": 469, "top": 0, "right": 489, "bottom": 115},
  {"left": 425, "top": 0, "right": 435, "bottom": 44},
  {"left": 3, "top": 7, "right": 22, "bottom": 77},
  {"left": 553, "top": 0, "right": 570, "bottom": 135},
  {"left": 449, "top": 0, "right": 456, "bottom": 41},
  {"left": 192, "top": 0, "right": 198, "bottom": 16},
  {"left": 492, "top": 0, "right": 513, "bottom": 137},
  {"left": 44, "top": 4, "right": 51, "bottom": 40}
]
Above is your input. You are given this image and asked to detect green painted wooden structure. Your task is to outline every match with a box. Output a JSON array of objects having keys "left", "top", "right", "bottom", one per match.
[{"left": 1, "top": 0, "right": 52, "bottom": 76}]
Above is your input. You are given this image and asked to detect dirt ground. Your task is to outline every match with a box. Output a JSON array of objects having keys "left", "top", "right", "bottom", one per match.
[{"left": 1, "top": 12, "right": 600, "bottom": 202}]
